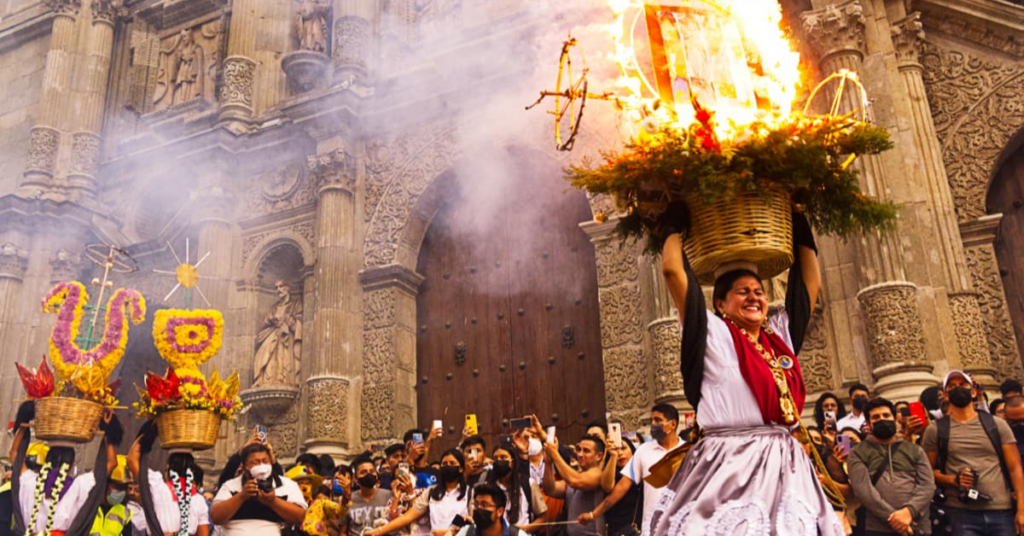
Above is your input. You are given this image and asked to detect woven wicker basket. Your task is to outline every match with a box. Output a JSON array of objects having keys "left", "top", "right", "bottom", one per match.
[
  {"left": 683, "top": 187, "right": 794, "bottom": 284},
  {"left": 157, "top": 410, "right": 220, "bottom": 450},
  {"left": 34, "top": 397, "right": 103, "bottom": 443}
]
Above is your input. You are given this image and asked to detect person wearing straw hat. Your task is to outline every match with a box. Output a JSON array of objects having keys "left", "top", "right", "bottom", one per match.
[{"left": 648, "top": 203, "right": 844, "bottom": 535}]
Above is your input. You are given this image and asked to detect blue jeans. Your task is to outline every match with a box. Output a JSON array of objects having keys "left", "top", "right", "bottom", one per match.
[{"left": 947, "top": 507, "right": 1016, "bottom": 536}]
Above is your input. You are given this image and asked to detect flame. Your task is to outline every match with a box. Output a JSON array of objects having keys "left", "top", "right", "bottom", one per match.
[{"left": 604, "top": 0, "right": 801, "bottom": 140}]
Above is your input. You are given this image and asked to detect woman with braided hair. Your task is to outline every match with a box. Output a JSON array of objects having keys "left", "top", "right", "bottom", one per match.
[
  {"left": 124, "top": 421, "right": 183, "bottom": 536},
  {"left": 163, "top": 452, "right": 210, "bottom": 536}
]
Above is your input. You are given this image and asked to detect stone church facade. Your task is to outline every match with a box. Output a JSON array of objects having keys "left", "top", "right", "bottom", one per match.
[{"left": 0, "top": 0, "right": 1022, "bottom": 467}]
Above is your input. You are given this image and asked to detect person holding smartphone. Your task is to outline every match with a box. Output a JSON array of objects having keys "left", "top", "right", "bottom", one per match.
[
  {"left": 363, "top": 450, "right": 468, "bottom": 536},
  {"left": 210, "top": 443, "right": 307, "bottom": 536}
]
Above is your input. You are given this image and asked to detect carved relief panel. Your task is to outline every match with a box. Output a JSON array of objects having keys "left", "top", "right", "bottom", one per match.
[{"left": 152, "top": 19, "right": 224, "bottom": 113}]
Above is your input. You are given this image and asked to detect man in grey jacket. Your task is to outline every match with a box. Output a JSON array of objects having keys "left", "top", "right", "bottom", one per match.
[{"left": 848, "top": 397, "right": 935, "bottom": 535}]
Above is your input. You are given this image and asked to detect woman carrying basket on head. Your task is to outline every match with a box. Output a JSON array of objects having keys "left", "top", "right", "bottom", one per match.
[{"left": 650, "top": 202, "right": 844, "bottom": 536}]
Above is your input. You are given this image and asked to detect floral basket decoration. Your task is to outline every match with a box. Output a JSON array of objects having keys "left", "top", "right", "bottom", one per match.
[
  {"left": 135, "top": 309, "right": 243, "bottom": 450},
  {"left": 566, "top": 102, "right": 898, "bottom": 282},
  {"left": 19, "top": 281, "right": 146, "bottom": 443}
]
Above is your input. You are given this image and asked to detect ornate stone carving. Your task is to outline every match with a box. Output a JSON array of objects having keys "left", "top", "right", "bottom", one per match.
[
  {"left": 799, "top": 309, "right": 834, "bottom": 394},
  {"left": 49, "top": 248, "right": 82, "bottom": 283},
  {"left": 241, "top": 221, "right": 315, "bottom": 267},
  {"left": 921, "top": 43, "right": 1024, "bottom": 223},
  {"left": 364, "top": 288, "right": 397, "bottom": 330},
  {"left": 245, "top": 164, "right": 316, "bottom": 216},
  {"left": 587, "top": 194, "right": 616, "bottom": 220},
  {"left": 603, "top": 346, "right": 648, "bottom": 412},
  {"left": 307, "top": 149, "right": 356, "bottom": 194},
  {"left": 650, "top": 318, "right": 683, "bottom": 399},
  {"left": 594, "top": 239, "right": 641, "bottom": 287},
  {"left": 27, "top": 127, "right": 60, "bottom": 176},
  {"left": 361, "top": 384, "right": 395, "bottom": 440},
  {"left": 282, "top": 50, "right": 330, "bottom": 94},
  {"left": 91, "top": 0, "right": 126, "bottom": 24},
  {"left": 295, "top": 0, "right": 330, "bottom": 53},
  {"left": 0, "top": 244, "right": 29, "bottom": 281},
  {"left": 46, "top": 0, "right": 82, "bottom": 17},
  {"left": 800, "top": 0, "right": 866, "bottom": 63},
  {"left": 69, "top": 132, "right": 100, "bottom": 177},
  {"left": 948, "top": 292, "right": 993, "bottom": 369},
  {"left": 258, "top": 401, "right": 300, "bottom": 457},
  {"left": 857, "top": 282, "right": 927, "bottom": 370},
  {"left": 598, "top": 284, "right": 644, "bottom": 348},
  {"left": 152, "top": 22, "right": 222, "bottom": 112},
  {"left": 333, "top": 16, "right": 370, "bottom": 70},
  {"left": 362, "top": 328, "right": 397, "bottom": 385},
  {"left": 305, "top": 376, "right": 349, "bottom": 442},
  {"left": 253, "top": 280, "right": 303, "bottom": 388},
  {"left": 221, "top": 56, "right": 256, "bottom": 110},
  {"left": 965, "top": 245, "right": 1023, "bottom": 380},
  {"left": 891, "top": 13, "right": 924, "bottom": 68}
]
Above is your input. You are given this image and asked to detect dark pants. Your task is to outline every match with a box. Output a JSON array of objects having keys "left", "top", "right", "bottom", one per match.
[{"left": 948, "top": 507, "right": 1015, "bottom": 536}]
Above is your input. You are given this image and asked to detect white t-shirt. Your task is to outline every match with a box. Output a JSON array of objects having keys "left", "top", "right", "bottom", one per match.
[
  {"left": 412, "top": 485, "right": 468, "bottom": 531},
  {"left": 213, "top": 475, "right": 308, "bottom": 536},
  {"left": 19, "top": 471, "right": 54, "bottom": 536},
  {"left": 692, "top": 310, "right": 794, "bottom": 430},
  {"left": 621, "top": 440, "right": 675, "bottom": 526},
  {"left": 167, "top": 492, "right": 210, "bottom": 535},
  {"left": 835, "top": 412, "right": 865, "bottom": 434},
  {"left": 52, "top": 469, "right": 180, "bottom": 534}
]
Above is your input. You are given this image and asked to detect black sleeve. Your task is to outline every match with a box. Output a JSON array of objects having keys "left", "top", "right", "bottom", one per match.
[
  {"left": 66, "top": 443, "right": 112, "bottom": 536},
  {"left": 0, "top": 489, "right": 13, "bottom": 536},
  {"left": 785, "top": 212, "right": 817, "bottom": 354},
  {"left": 680, "top": 251, "right": 708, "bottom": 411}
]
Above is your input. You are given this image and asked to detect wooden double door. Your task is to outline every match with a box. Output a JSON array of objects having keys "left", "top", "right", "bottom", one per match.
[
  {"left": 992, "top": 145, "right": 1024, "bottom": 368},
  {"left": 415, "top": 150, "right": 606, "bottom": 455}
]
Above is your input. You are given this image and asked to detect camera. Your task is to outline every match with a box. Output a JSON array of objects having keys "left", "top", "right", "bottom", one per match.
[
  {"left": 257, "top": 478, "right": 274, "bottom": 493},
  {"left": 957, "top": 469, "right": 993, "bottom": 503}
]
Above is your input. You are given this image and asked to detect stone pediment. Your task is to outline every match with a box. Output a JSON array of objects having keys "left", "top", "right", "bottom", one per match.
[{"left": 135, "top": 0, "right": 229, "bottom": 31}]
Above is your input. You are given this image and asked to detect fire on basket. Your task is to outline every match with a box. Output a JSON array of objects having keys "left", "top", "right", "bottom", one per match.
[{"left": 530, "top": 0, "right": 897, "bottom": 283}]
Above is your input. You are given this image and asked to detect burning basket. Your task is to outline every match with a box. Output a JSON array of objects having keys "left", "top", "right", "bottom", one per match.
[
  {"left": 34, "top": 397, "right": 104, "bottom": 443},
  {"left": 683, "top": 187, "right": 793, "bottom": 284},
  {"left": 157, "top": 409, "right": 220, "bottom": 450}
]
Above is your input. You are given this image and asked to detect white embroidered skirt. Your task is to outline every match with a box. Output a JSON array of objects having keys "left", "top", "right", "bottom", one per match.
[{"left": 644, "top": 426, "right": 844, "bottom": 536}]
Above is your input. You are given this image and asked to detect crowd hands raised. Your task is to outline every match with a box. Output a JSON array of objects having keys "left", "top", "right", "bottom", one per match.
[{"left": 793, "top": 372, "right": 1024, "bottom": 536}]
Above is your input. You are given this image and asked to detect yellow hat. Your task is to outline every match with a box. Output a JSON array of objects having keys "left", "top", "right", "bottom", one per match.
[
  {"left": 284, "top": 464, "right": 322, "bottom": 483},
  {"left": 26, "top": 442, "right": 48, "bottom": 464},
  {"left": 110, "top": 455, "right": 130, "bottom": 484}
]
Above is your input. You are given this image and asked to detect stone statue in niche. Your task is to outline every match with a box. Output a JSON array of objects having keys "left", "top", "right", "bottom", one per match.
[
  {"left": 295, "top": 0, "right": 330, "bottom": 53},
  {"left": 154, "top": 28, "right": 205, "bottom": 106},
  {"left": 253, "top": 280, "right": 303, "bottom": 387}
]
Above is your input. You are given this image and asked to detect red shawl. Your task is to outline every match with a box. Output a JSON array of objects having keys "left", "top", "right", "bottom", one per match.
[{"left": 723, "top": 321, "right": 807, "bottom": 425}]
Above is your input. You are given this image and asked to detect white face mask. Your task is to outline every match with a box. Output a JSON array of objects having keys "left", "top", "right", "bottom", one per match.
[
  {"left": 527, "top": 438, "right": 543, "bottom": 457},
  {"left": 250, "top": 463, "right": 273, "bottom": 481}
]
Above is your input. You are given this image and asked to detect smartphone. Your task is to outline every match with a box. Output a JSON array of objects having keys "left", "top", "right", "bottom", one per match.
[
  {"left": 433, "top": 419, "right": 443, "bottom": 437},
  {"left": 398, "top": 463, "right": 411, "bottom": 479},
  {"left": 899, "top": 406, "right": 911, "bottom": 418},
  {"left": 412, "top": 433, "right": 424, "bottom": 444},
  {"left": 836, "top": 434, "right": 852, "bottom": 456},
  {"left": 908, "top": 401, "right": 929, "bottom": 425},
  {"left": 608, "top": 422, "right": 622, "bottom": 448},
  {"left": 546, "top": 426, "right": 556, "bottom": 444},
  {"left": 451, "top": 515, "right": 468, "bottom": 528},
  {"left": 465, "top": 414, "right": 479, "bottom": 436},
  {"left": 499, "top": 434, "right": 513, "bottom": 448},
  {"left": 510, "top": 417, "right": 531, "bottom": 431},
  {"left": 256, "top": 425, "right": 268, "bottom": 444}
]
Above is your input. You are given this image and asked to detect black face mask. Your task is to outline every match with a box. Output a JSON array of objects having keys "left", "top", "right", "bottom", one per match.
[
  {"left": 440, "top": 466, "right": 461, "bottom": 483},
  {"left": 852, "top": 396, "right": 868, "bottom": 412},
  {"left": 473, "top": 509, "right": 496, "bottom": 529},
  {"left": 948, "top": 387, "right": 974, "bottom": 408},
  {"left": 872, "top": 419, "right": 897, "bottom": 440},
  {"left": 651, "top": 424, "right": 667, "bottom": 441},
  {"left": 357, "top": 474, "right": 378, "bottom": 489},
  {"left": 491, "top": 460, "right": 512, "bottom": 479}
]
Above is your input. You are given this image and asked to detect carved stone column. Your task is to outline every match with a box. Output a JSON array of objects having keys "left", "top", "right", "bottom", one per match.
[
  {"left": 331, "top": 0, "right": 374, "bottom": 84},
  {"left": 220, "top": 0, "right": 260, "bottom": 125},
  {"left": 581, "top": 218, "right": 651, "bottom": 430},
  {"left": 358, "top": 265, "right": 423, "bottom": 444},
  {"left": 0, "top": 244, "right": 29, "bottom": 372},
  {"left": 802, "top": 0, "right": 935, "bottom": 397},
  {"left": 890, "top": 13, "right": 996, "bottom": 385},
  {"left": 303, "top": 148, "right": 363, "bottom": 456},
  {"left": 21, "top": 0, "right": 82, "bottom": 194}
]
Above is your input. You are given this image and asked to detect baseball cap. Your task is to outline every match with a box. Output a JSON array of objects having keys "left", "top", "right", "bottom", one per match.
[{"left": 943, "top": 370, "right": 974, "bottom": 389}]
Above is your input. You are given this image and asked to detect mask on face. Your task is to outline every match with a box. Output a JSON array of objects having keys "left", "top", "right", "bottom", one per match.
[
  {"left": 491, "top": 460, "right": 512, "bottom": 479},
  {"left": 527, "top": 438, "right": 543, "bottom": 457},
  {"left": 332, "top": 481, "right": 346, "bottom": 496},
  {"left": 473, "top": 509, "right": 496, "bottom": 529},
  {"left": 107, "top": 490, "right": 126, "bottom": 505},
  {"left": 357, "top": 474, "right": 378, "bottom": 489},
  {"left": 871, "top": 419, "right": 897, "bottom": 440},
  {"left": 948, "top": 387, "right": 974, "bottom": 408},
  {"left": 650, "top": 424, "right": 667, "bottom": 441},
  {"left": 249, "top": 464, "right": 273, "bottom": 481},
  {"left": 852, "top": 397, "right": 868, "bottom": 412},
  {"left": 440, "top": 466, "right": 461, "bottom": 483}
]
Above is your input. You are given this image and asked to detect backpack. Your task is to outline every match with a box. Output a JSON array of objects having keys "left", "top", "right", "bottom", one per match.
[{"left": 935, "top": 412, "right": 1013, "bottom": 493}]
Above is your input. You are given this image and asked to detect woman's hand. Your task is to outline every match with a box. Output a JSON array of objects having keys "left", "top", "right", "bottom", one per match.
[
  {"left": 832, "top": 445, "right": 848, "bottom": 464},
  {"left": 529, "top": 415, "right": 547, "bottom": 443}
]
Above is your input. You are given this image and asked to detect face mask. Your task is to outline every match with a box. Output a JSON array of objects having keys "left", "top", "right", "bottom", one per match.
[
  {"left": 651, "top": 424, "right": 667, "bottom": 441},
  {"left": 871, "top": 419, "right": 897, "bottom": 440},
  {"left": 107, "top": 490, "right": 126, "bottom": 505},
  {"left": 852, "top": 397, "right": 868, "bottom": 412},
  {"left": 357, "top": 474, "right": 378, "bottom": 489},
  {"left": 473, "top": 509, "right": 496, "bottom": 529},
  {"left": 440, "top": 466, "right": 461, "bottom": 483},
  {"left": 491, "top": 460, "right": 512, "bottom": 479},
  {"left": 332, "top": 481, "right": 346, "bottom": 496},
  {"left": 948, "top": 387, "right": 973, "bottom": 408},
  {"left": 249, "top": 464, "right": 273, "bottom": 481},
  {"left": 527, "top": 438, "right": 543, "bottom": 457}
]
